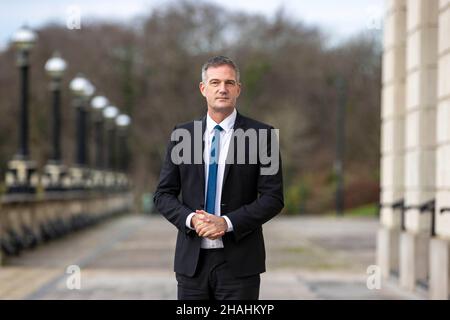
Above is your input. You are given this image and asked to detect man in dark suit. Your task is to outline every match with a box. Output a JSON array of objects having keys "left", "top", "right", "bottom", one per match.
[{"left": 154, "top": 56, "right": 284, "bottom": 300}]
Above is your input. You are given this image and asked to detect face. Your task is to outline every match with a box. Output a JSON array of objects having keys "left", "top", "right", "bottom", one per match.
[{"left": 199, "top": 64, "right": 241, "bottom": 115}]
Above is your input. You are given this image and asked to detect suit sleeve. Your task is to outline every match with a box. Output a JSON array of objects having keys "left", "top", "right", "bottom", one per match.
[
  {"left": 225, "top": 126, "right": 284, "bottom": 242},
  {"left": 153, "top": 126, "right": 194, "bottom": 235}
]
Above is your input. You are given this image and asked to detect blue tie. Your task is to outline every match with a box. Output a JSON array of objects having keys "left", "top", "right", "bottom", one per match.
[{"left": 205, "top": 125, "right": 223, "bottom": 214}]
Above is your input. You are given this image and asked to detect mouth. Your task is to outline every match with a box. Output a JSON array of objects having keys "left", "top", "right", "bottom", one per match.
[{"left": 216, "top": 97, "right": 229, "bottom": 100}]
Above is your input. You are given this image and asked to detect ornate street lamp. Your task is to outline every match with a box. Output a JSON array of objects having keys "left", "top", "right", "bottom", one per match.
[
  {"left": 42, "top": 52, "right": 68, "bottom": 191},
  {"left": 116, "top": 114, "right": 131, "bottom": 191},
  {"left": 5, "top": 25, "right": 38, "bottom": 193},
  {"left": 69, "top": 74, "right": 94, "bottom": 189},
  {"left": 90, "top": 95, "right": 108, "bottom": 190},
  {"left": 70, "top": 74, "right": 94, "bottom": 167},
  {"left": 82, "top": 81, "right": 95, "bottom": 170},
  {"left": 334, "top": 76, "right": 347, "bottom": 216},
  {"left": 116, "top": 114, "right": 131, "bottom": 172},
  {"left": 91, "top": 95, "right": 109, "bottom": 169},
  {"left": 103, "top": 106, "right": 119, "bottom": 189},
  {"left": 103, "top": 105, "right": 119, "bottom": 171}
]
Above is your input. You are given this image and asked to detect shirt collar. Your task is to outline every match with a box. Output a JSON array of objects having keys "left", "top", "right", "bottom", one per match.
[{"left": 206, "top": 108, "right": 237, "bottom": 134}]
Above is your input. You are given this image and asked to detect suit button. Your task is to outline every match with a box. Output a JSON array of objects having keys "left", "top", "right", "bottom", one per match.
[{"left": 221, "top": 203, "right": 227, "bottom": 207}]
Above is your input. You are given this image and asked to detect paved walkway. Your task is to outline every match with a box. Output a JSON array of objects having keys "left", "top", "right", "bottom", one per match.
[{"left": 0, "top": 214, "right": 424, "bottom": 299}]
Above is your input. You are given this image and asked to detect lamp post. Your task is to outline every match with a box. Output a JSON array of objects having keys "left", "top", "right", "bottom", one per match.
[
  {"left": 91, "top": 96, "right": 109, "bottom": 169},
  {"left": 90, "top": 95, "right": 108, "bottom": 189},
  {"left": 69, "top": 74, "right": 94, "bottom": 189},
  {"left": 5, "top": 25, "right": 38, "bottom": 193},
  {"left": 70, "top": 75, "right": 95, "bottom": 167},
  {"left": 83, "top": 81, "right": 95, "bottom": 169},
  {"left": 103, "top": 106, "right": 119, "bottom": 170},
  {"left": 42, "top": 52, "right": 68, "bottom": 191},
  {"left": 103, "top": 106, "right": 119, "bottom": 189},
  {"left": 116, "top": 114, "right": 131, "bottom": 191},
  {"left": 335, "top": 76, "right": 347, "bottom": 216},
  {"left": 116, "top": 114, "right": 131, "bottom": 172}
]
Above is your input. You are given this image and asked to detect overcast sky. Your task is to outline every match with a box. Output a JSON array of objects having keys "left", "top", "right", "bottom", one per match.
[{"left": 0, "top": 0, "right": 384, "bottom": 50}]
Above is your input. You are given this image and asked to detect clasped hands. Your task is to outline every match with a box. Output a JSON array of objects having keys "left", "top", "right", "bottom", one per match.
[{"left": 191, "top": 210, "right": 227, "bottom": 240}]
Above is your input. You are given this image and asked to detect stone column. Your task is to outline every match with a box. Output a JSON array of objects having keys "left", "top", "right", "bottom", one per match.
[
  {"left": 430, "top": 0, "right": 450, "bottom": 300},
  {"left": 400, "top": 0, "right": 438, "bottom": 292},
  {"left": 0, "top": 201, "right": 3, "bottom": 266},
  {"left": 378, "top": 0, "right": 407, "bottom": 280}
]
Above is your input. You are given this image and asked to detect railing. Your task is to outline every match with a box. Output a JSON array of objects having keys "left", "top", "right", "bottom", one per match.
[
  {"left": 0, "top": 184, "right": 133, "bottom": 264},
  {"left": 379, "top": 199, "right": 405, "bottom": 230}
]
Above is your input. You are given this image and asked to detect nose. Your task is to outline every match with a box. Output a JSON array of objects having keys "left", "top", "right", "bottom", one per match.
[{"left": 218, "top": 82, "right": 227, "bottom": 93}]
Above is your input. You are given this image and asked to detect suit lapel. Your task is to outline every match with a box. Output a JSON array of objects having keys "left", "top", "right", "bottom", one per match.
[
  {"left": 222, "top": 111, "right": 246, "bottom": 190},
  {"left": 196, "top": 115, "right": 207, "bottom": 196}
]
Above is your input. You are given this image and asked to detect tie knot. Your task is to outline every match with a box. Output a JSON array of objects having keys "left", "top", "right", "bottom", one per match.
[{"left": 214, "top": 125, "right": 224, "bottom": 132}]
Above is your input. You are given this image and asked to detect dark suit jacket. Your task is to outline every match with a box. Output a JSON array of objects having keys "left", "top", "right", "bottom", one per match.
[{"left": 153, "top": 111, "right": 284, "bottom": 278}]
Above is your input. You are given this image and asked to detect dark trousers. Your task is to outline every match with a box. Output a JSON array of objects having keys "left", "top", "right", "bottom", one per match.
[{"left": 176, "top": 248, "right": 260, "bottom": 300}]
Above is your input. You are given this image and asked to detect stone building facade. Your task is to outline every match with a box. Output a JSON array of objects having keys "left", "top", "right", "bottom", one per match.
[{"left": 378, "top": 0, "right": 450, "bottom": 299}]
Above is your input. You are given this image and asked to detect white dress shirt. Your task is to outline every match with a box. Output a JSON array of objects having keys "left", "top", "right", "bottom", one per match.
[{"left": 186, "top": 108, "right": 236, "bottom": 248}]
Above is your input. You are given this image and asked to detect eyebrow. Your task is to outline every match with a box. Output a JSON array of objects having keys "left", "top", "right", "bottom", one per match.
[{"left": 208, "top": 79, "right": 236, "bottom": 83}]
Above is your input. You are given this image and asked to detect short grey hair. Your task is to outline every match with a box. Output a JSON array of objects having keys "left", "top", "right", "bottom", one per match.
[{"left": 201, "top": 56, "right": 240, "bottom": 83}]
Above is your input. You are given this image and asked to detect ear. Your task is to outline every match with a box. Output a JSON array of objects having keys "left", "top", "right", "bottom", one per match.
[
  {"left": 199, "top": 82, "right": 206, "bottom": 97},
  {"left": 236, "top": 82, "right": 241, "bottom": 97}
]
